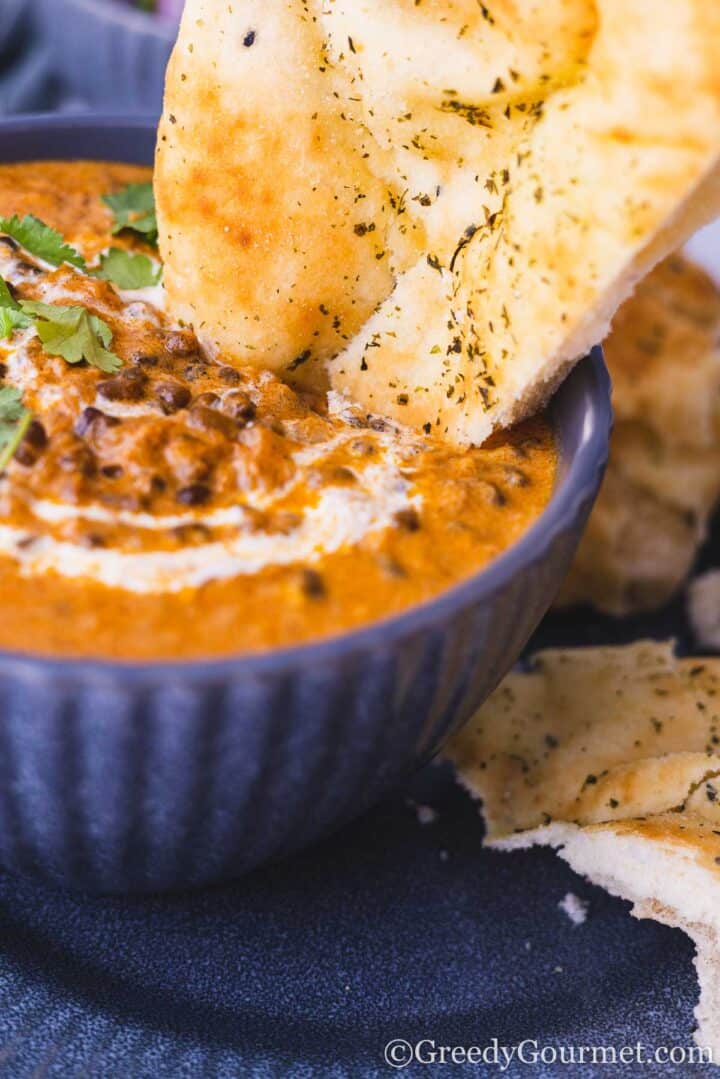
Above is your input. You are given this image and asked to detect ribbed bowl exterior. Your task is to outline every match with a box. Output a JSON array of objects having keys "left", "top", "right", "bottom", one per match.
[
  {"left": 34, "top": 0, "right": 176, "bottom": 113},
  {"left": 0, "top": 519, "right": 591, "bottom": 894},
  {"left": 0, "top": 116, "right": 612, "bottom": 892}
]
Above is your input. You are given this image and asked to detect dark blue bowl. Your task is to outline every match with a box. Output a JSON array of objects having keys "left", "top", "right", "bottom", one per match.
[{"left": 0, "top": 115, "right": 612, "bottom": 893}]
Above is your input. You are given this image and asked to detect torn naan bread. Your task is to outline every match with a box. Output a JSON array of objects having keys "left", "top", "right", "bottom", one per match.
[
  {"left": 446, "top": 641, "right": 720, "bottom": 1056},
  {"left": 557, "top": 256, "right": 720, "bottom": 615},
  {"left": 156, "top": 0, "right": 720, "bottom": 445}
]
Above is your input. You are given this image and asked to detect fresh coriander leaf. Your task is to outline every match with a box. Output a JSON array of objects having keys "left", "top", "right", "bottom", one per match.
[
  {"left": 0, "top": 386, "right": 27, "bottom": 424},
  {"left": 94, "top": 248, "right": 161, "bottom": 289},
  {"left": 20, "top": 301, "right": 122, "bottom": 374},
  {"left": 0, "top": 307, "right": 30, "bottom": 339},
  {"left": 0, "top": 275, "right": 31, "bottom": 339},
  {"left": 0, "top": 214, "right": 87, "bottom": 270},
  {"left": 35, "top": 311, "right": 122, "bottom": 374},
  {"left": 0, "top": 275, "right": 19, "bottom": 310},
  {"left": 0, "top": 386, "right": 31, "bottom": 471},
  {"left": 102, "top": 183, "right": 158, "bottom": 246},
  {"left": 19, "top": 300, "right": 82, "bottom": 326}
]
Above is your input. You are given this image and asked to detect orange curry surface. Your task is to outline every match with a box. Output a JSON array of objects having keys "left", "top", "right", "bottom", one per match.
[{"left": 0, "top": 162, "right": 556, "bottom": 660}]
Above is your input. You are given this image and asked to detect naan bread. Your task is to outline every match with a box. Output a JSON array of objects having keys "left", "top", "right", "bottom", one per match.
[
  {"left": 606, "top": 256, "right": 720, "bottom": 451},
  {"left": 446, "top": 642, "right": 720, "bottom": 1055},
  {"left": 157, "top": 1, "right": 720, "bottom": 445},
  {"left": 557, "top": 256, "right": 720, "bottom": 615},
  {"left": 689, "top": 572, "right": 720, "bottom": 652},
  {"left": 556, "top": 463, "right": 708, "bottom": 615}
]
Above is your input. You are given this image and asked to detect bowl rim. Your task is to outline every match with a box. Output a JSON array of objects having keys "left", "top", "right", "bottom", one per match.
[
  {"left": 0, "top": 113, "right": 612, "bottom": 683},
  {"left": 47, "top": 0, "right": 179, "bottom": 38}
]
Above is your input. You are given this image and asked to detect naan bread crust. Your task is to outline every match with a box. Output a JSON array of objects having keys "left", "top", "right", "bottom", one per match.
[
  {"left": 157, "top": 0, "right": 720, "bottom": 444},
  {"left": 557, "top": 255, "right": 720, "bottom": 615},
  {"left": 447, "top": 642, "right": 720, "bottom": 1054}
]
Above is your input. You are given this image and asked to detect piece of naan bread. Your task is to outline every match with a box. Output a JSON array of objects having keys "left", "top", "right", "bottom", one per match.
[
  {"left": 446, "top": 642, "right": 720, "bottom": 1057},
  {"left": 156, "top": 1, "right": 720, "bottom": 445},
  {"left": 689, "top": 572, "right": 720, "bottom": 652},
  {"left": 556, "top": 464, "right": 710, "bottom": 615},
  {"left": 607, "top": 256, "right": 720, "bottom": 451},
  {"left": 557, "top": 256, "right": 720, "bottom": 615}
]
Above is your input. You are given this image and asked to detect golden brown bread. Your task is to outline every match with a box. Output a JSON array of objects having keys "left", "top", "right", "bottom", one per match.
[
  {"left": 446, "top": 642, "right": 720, "bottom": 1055},
  {"left": 605, "top": 256, "right": 720, "bottom": 451},
  {"left": 155, "top": 0, "right": 413, "bottom": 388},
  {"left": 157, "top": 1, "right": 720, "bottom": 444},
  {"left": 556, "top": 464, "right": 709, "bottom": 615},
  {"left": 557, "top": 256, "right": 720, "bottom": 615},
  {"left": 447, "top": 642, "right": 720, "bottom": 836}
]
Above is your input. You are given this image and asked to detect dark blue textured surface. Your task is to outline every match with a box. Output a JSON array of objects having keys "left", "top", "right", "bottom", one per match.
[
  {"left": 0, "top": 0, "right": 56, "bottom": 115},
  {"left": 0, "top": 757, "right": 712, "bottom": 1077},
  {"left": 0, "top": 0, "right": 173, "bottom": 116},
  {"left": 34, "top": 0, "right": 176, "bottom": 113}
]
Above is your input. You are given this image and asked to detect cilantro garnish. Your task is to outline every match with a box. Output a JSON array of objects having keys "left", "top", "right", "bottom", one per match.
[
  {"left": 0, "top": 276, "right": 17, "bottom": 309},
  {"left": 94, "top": 248, "right": 161, "bottom": 289},
  {"left": 0, "top": 386, "right": 31, "bottom": 471},
  {"left": 20, "top": 301, "right": 122, "bottom": 374},
  {"left": 102, "top": 183, "right": 158, "bottom": 246},
  {"left": 0, "top": 306, "right": 25, "bottom": 340},
  {"left": 0, "top": 207, "right": 162, "bottom": 291},
  {"left": 0, "top": 276, "right": 123, "bottom": 371},
  {"left": 0, "top": 276, "right": 31, "bottom": 339},
  {"left": 0, "top": 214, "right": 87, "bottom": 270}
]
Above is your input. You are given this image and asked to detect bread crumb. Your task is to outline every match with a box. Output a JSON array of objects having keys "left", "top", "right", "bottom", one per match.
[
  {"left": 688, "top": 571, "right": 720, "bottom": 651},
  {"left": 406, "top": 800, "right": 438, "bottom": 825},
  {"left": 558, "top": 892, "right": 589, "bottom": 926}
]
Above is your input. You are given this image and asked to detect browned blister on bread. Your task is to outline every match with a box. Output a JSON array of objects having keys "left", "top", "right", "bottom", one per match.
[{"left": 157, "top": 1, "right": 720, "bottom": 444}]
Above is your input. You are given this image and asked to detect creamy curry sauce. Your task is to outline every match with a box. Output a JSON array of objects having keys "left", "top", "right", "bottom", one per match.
[{"left": 0, "top": 162, "right": 556, "bottom": 660}]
